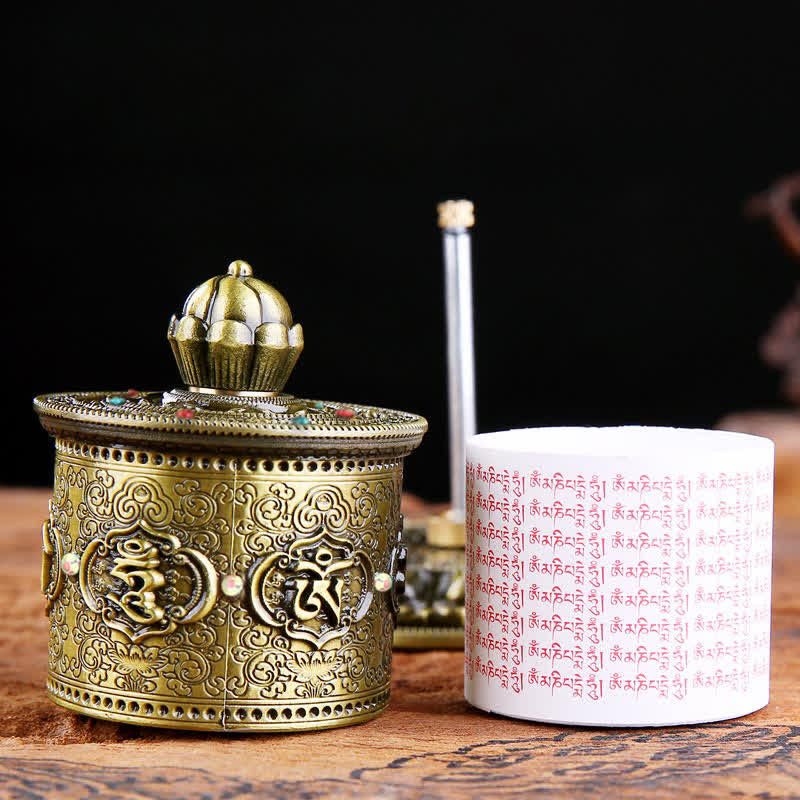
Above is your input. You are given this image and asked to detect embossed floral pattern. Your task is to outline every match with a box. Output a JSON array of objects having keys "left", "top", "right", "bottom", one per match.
[
  {"left": 44, "top": 444, "right": 402, "bottom": 727},
  {"left": 287, "top": 650, "right": 341, "bottom": 683},
  {"left": 107, "top": 642, "right": 166, "bottom": 678}
]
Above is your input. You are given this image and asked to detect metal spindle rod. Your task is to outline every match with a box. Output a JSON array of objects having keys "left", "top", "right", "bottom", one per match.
[{"left": 437, "top": 200, "right": 477, "bottom": 519}]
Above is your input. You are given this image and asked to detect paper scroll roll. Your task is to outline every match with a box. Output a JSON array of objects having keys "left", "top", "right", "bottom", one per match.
[{"left": 464, "top": 427, "right": 774, "bottom": 726}]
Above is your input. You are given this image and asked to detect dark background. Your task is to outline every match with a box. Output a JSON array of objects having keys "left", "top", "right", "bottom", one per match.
[{"left": 4, "top": 8, "right": 799, "bottom": 500}]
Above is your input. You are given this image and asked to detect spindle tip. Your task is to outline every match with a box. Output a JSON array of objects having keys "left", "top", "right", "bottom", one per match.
[{"left": 437, "top": 199, "right": 475, "bottom": 229}]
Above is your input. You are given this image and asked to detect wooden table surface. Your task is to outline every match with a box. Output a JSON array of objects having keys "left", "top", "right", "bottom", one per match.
[{"left": 1, "top": 488, "right": 798, "bottom": 800}]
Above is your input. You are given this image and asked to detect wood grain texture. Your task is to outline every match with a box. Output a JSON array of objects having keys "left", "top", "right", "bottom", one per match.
[{"left": 1, "top": 488, "right": 798, "bottom": 800}]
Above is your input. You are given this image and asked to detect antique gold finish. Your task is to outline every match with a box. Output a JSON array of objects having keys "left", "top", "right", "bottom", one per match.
[
  {"left": 393, "top": 626, "right": 464, "bottom": 650},
  {"left": 78, "top": 518, "right": 220, "bottom": 643},
  {"left": 40, "top": 440, "right": 409, "bottom": 731},
  {"left": 34, "top": 259, "right": 427, "bottom": 731},
  {"left": 168, "top": 260, "right": 304, "bottom": 393},
  {"left": 41, "top": 512, "right": 63, "bottom": 616},
  {"left": 35, "top": 392, "right": 424, "bottom": 453}
]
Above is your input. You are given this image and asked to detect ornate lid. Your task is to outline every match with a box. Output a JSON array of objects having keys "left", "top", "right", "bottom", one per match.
[{"left": 35, "top": 261, "right": 427, "bottom": 457}]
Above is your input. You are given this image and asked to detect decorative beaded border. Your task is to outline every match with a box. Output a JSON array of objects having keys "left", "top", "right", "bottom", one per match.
[
  {"left": 35, "top": 391, "right": 428, "bottom": 444},
  {"left": 47, "top": 675, "right": 390, "bottom": 731},
  {"left": 393, "top": 625, "right": 465, "bottom": 650},
  {"left": 55, "top": 437, "right": 403, "bottom": 475}
]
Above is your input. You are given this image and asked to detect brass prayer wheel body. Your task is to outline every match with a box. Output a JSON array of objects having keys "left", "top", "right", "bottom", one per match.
[{"left": 34, "top": 261, "right": 426, "bottom": 731}]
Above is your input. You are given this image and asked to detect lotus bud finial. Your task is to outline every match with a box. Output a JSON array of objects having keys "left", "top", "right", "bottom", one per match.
[{"left": 168, "top": 261, "right": 303, "bottom": 394}]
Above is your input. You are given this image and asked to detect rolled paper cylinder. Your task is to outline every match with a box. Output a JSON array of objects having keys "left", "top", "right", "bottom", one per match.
[{"left": 464, "top": 426, "right": 774, "bottom": 727}]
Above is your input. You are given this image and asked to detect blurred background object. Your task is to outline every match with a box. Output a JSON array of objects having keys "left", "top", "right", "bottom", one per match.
[
  {"left": 718, "top": 173, "right": 800, "bottom": 517},
  {"left": 394, "top": 513, "right": 466, "bottom": 650},
  {"left": 749, "top": 173, "right": 800, "bottom": 400}
]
